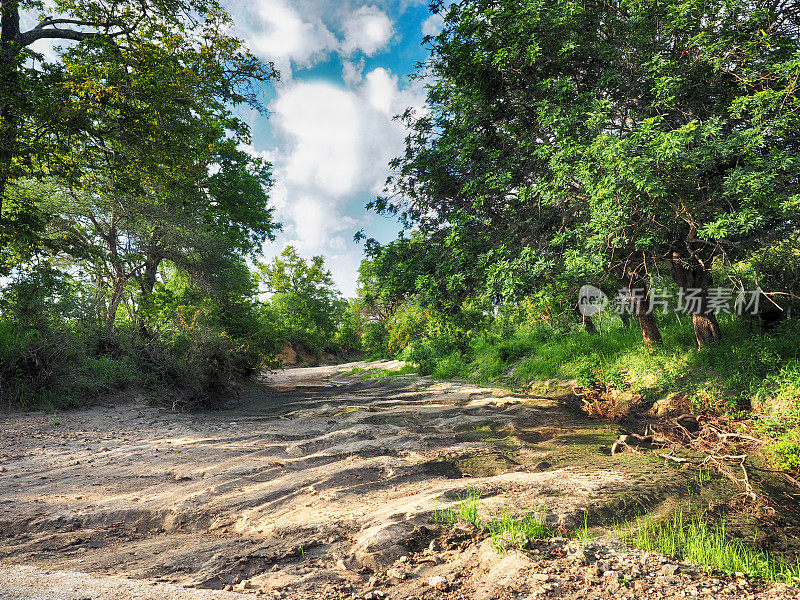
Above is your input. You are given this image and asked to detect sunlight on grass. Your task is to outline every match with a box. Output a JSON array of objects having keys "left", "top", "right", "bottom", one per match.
[
  {"left": 434, "top": 491, "right": 800, "bottom": 584},
  {"left": 620, "top": 508, "right": 800, "bottom": 584},
  {"left": 432, "top": 488, "right": 482, "bottom": 526},
  {"left": 343, "top": 364, "right": 417, "bottom": 379},
  {"left": 432, "top": 490, "right": 569, "bottom": 552}
]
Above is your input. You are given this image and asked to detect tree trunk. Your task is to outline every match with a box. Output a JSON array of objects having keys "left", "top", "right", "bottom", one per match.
[
  {"left": 573, "top": 304, "right": 597, "bottom": 334},
  {"left": 106, "top": 275, "right": 126, "bottom": 333},
  {"left": 637, "top": 309, "right": 662, "bottom": 347},
  {"left": 618, "top": 260, "right": 663, "bottom": 347},
  {"left": 0, "top": 1, "right": 22, "bottom": 216},
  {"left": 634, "top": 286, "right": 662, "bottom": 347},
  {"left": 692, "top": 313, "right": 721, "bottom": 348},
  {"left": 136, "top": 253, "right": 161, "bottom": 336},
  {"left": 584, "top": 314, "right": 597, "bottom": 335},
  {"left": 668, "top": 250, "right": 721, "bottom": 348}
]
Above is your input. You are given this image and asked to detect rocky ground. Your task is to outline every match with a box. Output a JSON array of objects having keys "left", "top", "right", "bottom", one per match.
[{"left": 0, "top": 362, "right": 797, "bottom": 599}]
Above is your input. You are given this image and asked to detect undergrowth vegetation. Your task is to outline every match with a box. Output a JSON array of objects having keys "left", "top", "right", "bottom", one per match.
[
  {"left": 621, "top": 508, "right": 800, "bottom": 584},
  {"left": 432, "top": 489, "right": 563, "bottom": 551},
  {"left": 433, "top": 490, "right": 800, "bottom": 583}
]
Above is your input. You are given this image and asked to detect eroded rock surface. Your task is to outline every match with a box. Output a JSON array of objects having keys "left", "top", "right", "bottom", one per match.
[{"left": 1, "top": 362, "right": 784, "bottom": 599}]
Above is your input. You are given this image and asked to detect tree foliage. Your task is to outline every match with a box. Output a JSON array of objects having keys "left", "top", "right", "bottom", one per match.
[
  {"left": 258, "top": 246, "right": 344, "bottom": 352},
  {"left": 372, "top": 0, "right": 800, "bottom": 348}
]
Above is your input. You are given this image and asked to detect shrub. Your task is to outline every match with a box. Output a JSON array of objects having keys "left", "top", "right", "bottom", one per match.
[
  {"left": 433, "top": 351, "right": 468, "bottom": 379},
  {"left": 769, "top": 434, "right": 800, "bottom": 471}
]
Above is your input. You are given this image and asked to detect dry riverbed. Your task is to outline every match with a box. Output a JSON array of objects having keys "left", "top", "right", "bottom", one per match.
[{"left": 0, "top": 362, "right": 796, "bottom": 599}]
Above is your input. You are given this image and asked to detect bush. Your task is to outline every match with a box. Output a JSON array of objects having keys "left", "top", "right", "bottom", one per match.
[
  {"left": 361, "top": 321, "right": 390, "bottom": 359},
  {"left": 769, "top": 434, "right": 800, "bottom": 471},
  {"left": 433, "top": 351, "right": 469, "bottom": 379}
]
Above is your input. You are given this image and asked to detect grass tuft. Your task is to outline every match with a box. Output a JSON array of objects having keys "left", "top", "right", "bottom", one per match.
[
  {"left": 621, "top": 508, "right": 800, "bottom": 584},
  {"left": 488, "top": 508, "right": 555, "bottom": 551},
  {"left": 432, "top": 488, "right": 482, "bottom": 526}
]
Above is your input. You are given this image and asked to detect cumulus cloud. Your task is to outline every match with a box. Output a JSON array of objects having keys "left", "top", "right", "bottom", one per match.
[
  {"left": 421, "top": 13, "right": 444, "bottom": 37},
  {"left": 231, "top": 1, "right": 398, "bottom": 79},
  {"left": 226, "top": 1, "right": 431, "bottom": 294},
  {"left": 234, "top": 0, "right": 337, "bottom": 78},
  {"left": 341, "top": 5, "right": 395, "bottom": 56},
  {"left": 341, "top": 58, "right": 366, "bottom": 87},
  {"left": 263, "top": 67, "right": 426, "bottom": 294}
]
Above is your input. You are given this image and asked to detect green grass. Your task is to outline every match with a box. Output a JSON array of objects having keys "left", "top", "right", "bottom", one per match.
[
  {"left": 621, "top": 508, "right": 800, "bottom": 584},
  {"left": 432, "top": 489, "right": 565, "bottom": 552},
  {"left": 434, "top": 491, "right": 799, "bottom": 583},
  {"left": 343, "top": 363, "right": 417, "bottom": 379},
  {"left": 432, "top": 488, "right": 482, "bottom": 526},
  {"left": 403, "top": 315, "right": 800, "bottom": 419},
  {"left": 487, "top": 508, "right": 556, "bottom": 551}
]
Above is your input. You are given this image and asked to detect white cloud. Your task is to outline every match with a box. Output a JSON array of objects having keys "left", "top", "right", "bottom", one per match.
[
  {"left": 273, "top": 82, "right": 362, "bottom": 196},
  {"left": 341, "top": 58, "right": 365, "bottom": 87},
  {"left": 236, "top": 0, "right": 337, "bottom": 78},
  {"left": 232, "top": 1, "right": 397, "bottom": 80},
  {"left": 263, "top": 68, "right": 426, "bottom": 294},
  {"left": 421, "top": 13, "right": 444, "bottom": 37},
  {"left": 341, "top": 5, "right": 395, "bottom": 56},
  {"left": 363, "top": 68, "right": 397, "bottom": 115}
]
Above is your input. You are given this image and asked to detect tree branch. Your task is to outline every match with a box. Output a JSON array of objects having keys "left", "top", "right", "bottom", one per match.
[
  {"left": 18, "top": 20, "right": 131, "bottom": 47},
  {"left": 18, "top": 28, "right": 100, "bottom": 45}
]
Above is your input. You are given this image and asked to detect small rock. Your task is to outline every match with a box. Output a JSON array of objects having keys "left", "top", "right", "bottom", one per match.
[
  {"left": 594, "top": 560, "right": 610, "bottom": 576},
  {"left": 565, "top": 541, "right": 586, "bottom": 563},
  {"left": 385, "top": 567, "right": 406, "bottom": 581},
  {"left": 100, "top": 446, "right": 109, "bottom": 452},
  {"left": 271, "top": 564, "right": 279, "bottom": 572},
  {"left": 236, "top": 580, "right": 251, "bottom": 590},
  {"left": 661, "top": 563, "right": 680, "bottom": 576},
  {"left": 530, "top": 573, "right": 550, "bottom": 582},
  {"left": 223, "top": 584, "right": 234, "bottom": 591},
  {"left": 427, "top": 575, "right": 448, "bottom": 590}
]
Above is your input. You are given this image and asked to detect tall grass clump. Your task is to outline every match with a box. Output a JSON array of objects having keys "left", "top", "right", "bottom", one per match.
[
  {"left": 621, "top": 509, "right": 800, "bottom": 584},
  {"left": 432, "top": 488, "right": 482, "bottom": 526},
  {"left": 432, "top": 490, "right": 573, "bottom": 553},
  {"left": 488, "top": 508, "right": 555, "bottom": 551}
]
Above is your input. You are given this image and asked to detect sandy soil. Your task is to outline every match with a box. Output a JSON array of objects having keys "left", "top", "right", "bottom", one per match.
[{"left": 0, "top": 362, "right": 697, "bottom": 598}]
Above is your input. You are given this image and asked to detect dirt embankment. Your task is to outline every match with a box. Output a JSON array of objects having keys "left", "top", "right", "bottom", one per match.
[{"left": 0, "top": 362, "right": 796, "bottom": 599}]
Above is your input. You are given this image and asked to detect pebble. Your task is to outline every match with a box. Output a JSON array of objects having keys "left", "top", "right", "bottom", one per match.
[{"left": 661, "top": 563, "right": 680, "bottom": 576}]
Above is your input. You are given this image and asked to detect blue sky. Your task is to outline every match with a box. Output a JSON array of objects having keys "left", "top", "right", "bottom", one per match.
[{"left": 225, "top": 0, "right": 444, "bottom": 296}]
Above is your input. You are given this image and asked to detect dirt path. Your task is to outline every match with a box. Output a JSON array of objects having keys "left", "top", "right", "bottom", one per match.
[{"left": 0, "top": 362, "right": 723, "bottom": 598}]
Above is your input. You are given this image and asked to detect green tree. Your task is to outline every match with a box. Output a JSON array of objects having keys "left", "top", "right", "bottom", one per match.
[
  {"left": 258, "top": 246, "right": 343, "bottom": 351},
  {"left": 381, "top": 0, "right": 800, "bottom": 348},
  {"left": 19, "top": 9, "right": 279, "bottom": 332},
  {"left": 0, "top": 0, "right": 275, "bottom": 253}
]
